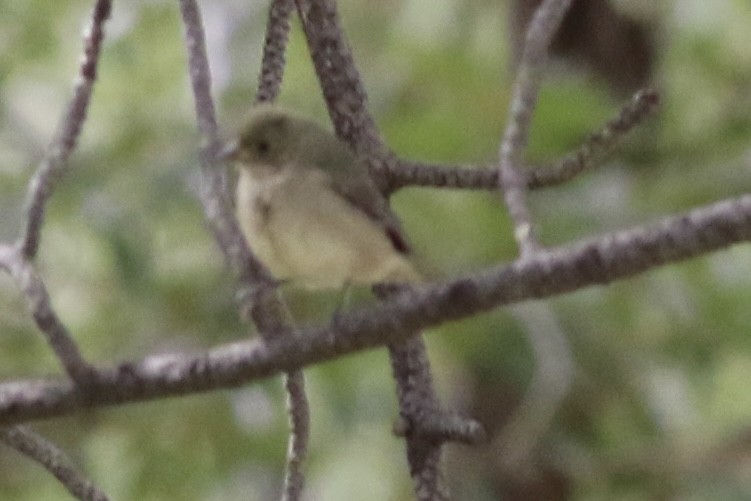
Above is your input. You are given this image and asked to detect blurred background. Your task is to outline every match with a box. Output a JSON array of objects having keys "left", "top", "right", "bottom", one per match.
[{"left": 1, "top": 0, "right": 751, "bottom": 499}]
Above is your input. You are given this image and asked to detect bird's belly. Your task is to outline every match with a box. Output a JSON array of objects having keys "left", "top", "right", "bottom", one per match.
[
  {"left": 271, "top": 188, "right": 396, "bottom": 288},
  {"left": 237, "top": 173, "right": 413, "bottom": 289}
]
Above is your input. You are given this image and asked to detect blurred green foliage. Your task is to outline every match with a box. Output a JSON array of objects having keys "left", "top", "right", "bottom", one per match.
[{"left": 1, "top": 1, "right": 751, "bottom": 499}]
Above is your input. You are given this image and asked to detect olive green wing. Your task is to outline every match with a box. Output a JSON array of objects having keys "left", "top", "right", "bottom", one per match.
[{"left": 307, "top": 132, "right": 412, "bottom": 254}]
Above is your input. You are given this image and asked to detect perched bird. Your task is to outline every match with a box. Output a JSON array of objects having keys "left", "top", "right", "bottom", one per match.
[{"left": 222, "top": 105, "right": 420, "bottom": 289}]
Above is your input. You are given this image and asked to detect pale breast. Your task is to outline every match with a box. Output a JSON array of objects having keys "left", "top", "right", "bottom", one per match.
[
  {"left": 235, "top": 169, "right": 290, "bottom": 278},
  {"left": 236, "top": 166, "right": 418, "bottom": 288}
]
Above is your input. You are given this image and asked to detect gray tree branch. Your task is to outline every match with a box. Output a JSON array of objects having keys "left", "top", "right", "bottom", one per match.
[
  {"left": 1, "top": 193, "right": 749, "bottom": 426},
  {"left": 1, "top": 2, "right": 747, "bottom": 500},
  {"left": 499, "top": 0, "right": 573, "bottom": 257},
  {"left": 527, "top": 88, "right": 659, "bottom": 188},
  {"left": 1, "top": 426, "right": 109, "bottom": 501},
  {"left": 20, "top": 0, "right": 111, "bottom": 260},
  {"left": 177, "top": 2, "right": 309, "bottom": 499},
  {"left": 0, "top": 246, "right": 94, "bottom": 382},
  {"left": 294, "top": 0, "right": 385, "bottom": 158},
  {"left": 386, "top": 87, "right": 659, "bottom": 193},
  {"left": 256, "top": 0, "right": 294, "bottom": 105},
  {"left": 4, "top": 0, "right": 112, "bottom": 383}
]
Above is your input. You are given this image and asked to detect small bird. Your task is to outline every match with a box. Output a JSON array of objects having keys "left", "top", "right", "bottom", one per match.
[{"left": 222, "top": 105, "right": 420, "bottom": 289}]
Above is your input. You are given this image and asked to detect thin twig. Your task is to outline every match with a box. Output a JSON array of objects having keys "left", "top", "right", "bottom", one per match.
[
  {"left": 177, "top": 3, "right": 310, "bottom": 499},
  {"left": 177, "top": 0, "right": 283, "bottom": 332},
  {"left": 385, "top": 88, "right": 660, "bottom": 193},
  {"left": 256, "top": 0, "right": 294, "bottom": 104},
  {"left": 281, "top": 370, "right": 309, "bottom": 501},
  {"left": 20, "top": 0, "right": 111, "bottom": 259},
  {"left": 254, "top": 3, "right": 312, "bottom": 496},
  {"left": 2, "top": 194, "right": 749, "bottom": 425},
  {"left": 528, "top": 88, "right": 660, "bottom": 188},
  {"left": 498, "top": 0, "right": 573, "bottom": 257},
  {"left": 1, "top": 246, "right": 94, "bottom": 382},
  {"left": 254, "top": 3, "right": 311, "bottom": 497},
  {"left": 177, "top": 0, "right": 254, "bottom": 279},
  {"left": 1, "top": 426, "right": 109, "bottom": 501}
]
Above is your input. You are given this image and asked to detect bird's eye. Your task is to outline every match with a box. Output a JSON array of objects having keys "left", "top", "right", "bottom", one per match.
[{"left": 257, "top": 140, "right": 270, "bottom": 155}]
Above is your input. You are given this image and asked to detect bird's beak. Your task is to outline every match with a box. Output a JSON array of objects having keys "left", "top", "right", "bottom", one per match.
[{"left": 218, "top": 140, "right": 239, "bottom": 163}]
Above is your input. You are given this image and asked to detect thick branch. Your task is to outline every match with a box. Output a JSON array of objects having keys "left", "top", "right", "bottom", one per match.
[
  {"left": 388, "top": 336, "right": 449, "bottom": 500},
  {"left": 294, "top": 0, "right": 384, "bottom": 157},
  {"left": 1, "top": 194, "right": 749, "bottom": 425}
]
